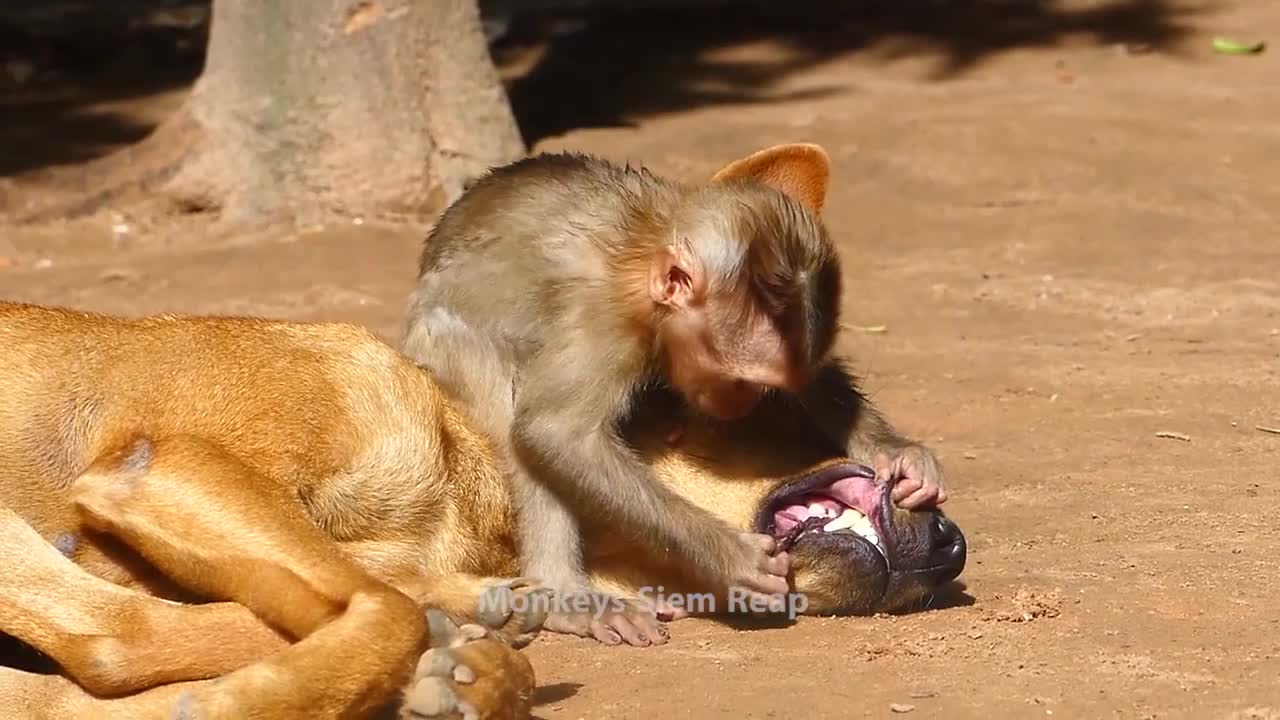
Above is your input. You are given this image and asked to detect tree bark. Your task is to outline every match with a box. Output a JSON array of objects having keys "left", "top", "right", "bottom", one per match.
[{"left": 149, "top": 0, "right": 525, "bottom": 223}]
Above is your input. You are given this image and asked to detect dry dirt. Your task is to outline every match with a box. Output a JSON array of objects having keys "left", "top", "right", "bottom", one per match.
[{"left": 1, "top": 1, "right": 1278, "bottom": 717}]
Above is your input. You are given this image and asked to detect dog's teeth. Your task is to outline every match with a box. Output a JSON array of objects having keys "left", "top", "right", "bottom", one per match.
[
  {"left": 852, "top": 523, "right": 881, "bottom": 547},
  {"left": 808, "top": 503, "right": 838, "bottom": 519},
  {"left": 822, "top": 507, "right": 864, "bottom": 532},
  {"left": 822, "top": 516, "right": 850, "bottom": 532}
]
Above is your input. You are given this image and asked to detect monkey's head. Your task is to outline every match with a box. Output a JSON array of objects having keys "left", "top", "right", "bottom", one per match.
[{"left": 648, "top": 143, "right": 841, "bottom": 422}]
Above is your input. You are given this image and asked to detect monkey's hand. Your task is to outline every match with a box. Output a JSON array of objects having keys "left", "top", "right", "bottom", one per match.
[
  {"left": 721, "top": 533, "right": 792, "bottom": 610},
  {"left": 544, "top": 589, "right": 681, "bottom": 647},
  {"left": 874, "top": 444, "right": 948, "bottom": 509}
]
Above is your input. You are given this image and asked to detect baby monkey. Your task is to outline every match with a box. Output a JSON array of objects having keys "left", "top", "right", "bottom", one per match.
[{"left": 404, "top": 144, "right": 846, "bottom": 646}]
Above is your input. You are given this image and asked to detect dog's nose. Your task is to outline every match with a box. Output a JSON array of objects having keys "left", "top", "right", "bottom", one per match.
[{"left": 927, "top": 514, "right": 966, "bottom": 583}]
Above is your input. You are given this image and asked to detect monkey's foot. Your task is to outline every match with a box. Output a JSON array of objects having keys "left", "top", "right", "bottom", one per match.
[
  {"left": 400, "top": 610, "right": 536, "bottom": 720},
  {"left": 544, "top": 590, "right": 675, "bottom": 647},
  {"left": 473, "top": 577, "right": 553, "bottom": 649},
  {"left": 409, "top": 576, "right": 552, "bottom": 650}
]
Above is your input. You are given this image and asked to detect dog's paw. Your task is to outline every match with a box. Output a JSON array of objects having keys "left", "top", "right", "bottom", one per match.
[
  {"left": 400, "top": 610, "right": 535, "bottom": 720},
  {"left": 474, "top": 577, "right": 551, "bottom": 649}
]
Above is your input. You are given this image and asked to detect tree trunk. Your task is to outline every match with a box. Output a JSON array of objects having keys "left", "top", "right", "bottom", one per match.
[{"left": 148, "top": 0, "right": 525, "bottom": 223}]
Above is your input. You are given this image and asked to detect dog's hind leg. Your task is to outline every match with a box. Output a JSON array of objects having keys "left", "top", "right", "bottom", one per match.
[
  {"left": 0, "top": 504, "right": 288, "bottom": 698},
  {"left": 69, "top": 434, "right": 537, "bottom": 719}
]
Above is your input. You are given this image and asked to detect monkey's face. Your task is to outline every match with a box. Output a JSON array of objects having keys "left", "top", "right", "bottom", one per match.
[
  {"left": 658, "top": 294, "right": 798, "bottom": 422},
  {"left": 627, "top": 394, "right": 966, "bottom": 616}
]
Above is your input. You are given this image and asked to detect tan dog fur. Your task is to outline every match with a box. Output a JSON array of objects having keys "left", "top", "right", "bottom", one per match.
[{"left": 0, "top": 303, "right": 544, "bottom": 719}]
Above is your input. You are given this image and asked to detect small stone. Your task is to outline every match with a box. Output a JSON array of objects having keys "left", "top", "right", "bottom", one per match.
[
  {"left": 890, "top": 703, "right": 916, "bottom": 713},
  {"left": 908, "top": 689, "right": 938, "bottom": 699}
]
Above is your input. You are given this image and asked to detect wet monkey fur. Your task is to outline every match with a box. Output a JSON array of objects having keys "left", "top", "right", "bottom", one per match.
[{"left": 402, "top": 144, "right": 947, "bottom": 646}]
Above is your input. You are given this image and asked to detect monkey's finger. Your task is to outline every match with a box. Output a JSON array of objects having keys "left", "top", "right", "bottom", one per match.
[
  {"left": 609, "top": 613, "right": 654, "bottom": 647},
  {"left": 748, "top": 573, "right": 790, "bottom": 597},
  {"left": 739, "top": 532, "right": 777, "bottom": 553},
  {"left": 635, "top": 617, "right": 671, "bottom": 646},
  {"left": 897, "top": 485, "right": 941, "bottom": 510},
  {"left": 655, "top": 601, "right": 689, "bottom": 621},
  {"left": 890, "top": 474, "right": 923, "bottom": 502},
  {"left": 588, "top": 618, "right": 624, "bottom": 646},
  {"left": 761, "top": 550, "right": 791, "bottom": 577},
  {"left": 872, "top": 454, "right": 897, "bottom": 488}
]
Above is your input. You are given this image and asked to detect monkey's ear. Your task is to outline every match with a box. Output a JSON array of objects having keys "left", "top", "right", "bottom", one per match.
[
  {"left": 709, "top": 143, "right": 830, "bottom": 214},
  {"left": 648, "top": 245, "right": 705, "bottom": 309}
]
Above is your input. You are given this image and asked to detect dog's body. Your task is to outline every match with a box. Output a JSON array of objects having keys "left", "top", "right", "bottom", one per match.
[{"left": 0, "top": 301, "right": 966, "bottom": 718}]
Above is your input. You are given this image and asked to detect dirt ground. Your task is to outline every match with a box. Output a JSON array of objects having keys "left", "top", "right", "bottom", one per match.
[{"left": 2, "top": 0, "right": 1278, "bottom": 717}]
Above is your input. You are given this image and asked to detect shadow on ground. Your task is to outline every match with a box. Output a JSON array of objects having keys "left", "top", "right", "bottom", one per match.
[
  {"left": 0, "top": 2, "right": 207, "bottom": 176},
  {"left": 0, "top": 0, "right": 1195, "bottom": 176},
  {"left": 497, "top": 0, "right": 1197, "bottom": 143}
]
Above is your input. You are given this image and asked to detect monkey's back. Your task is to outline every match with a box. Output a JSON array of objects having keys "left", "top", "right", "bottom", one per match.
[{"left": 409, "top": 152, "right": 679, "bottom": 361}]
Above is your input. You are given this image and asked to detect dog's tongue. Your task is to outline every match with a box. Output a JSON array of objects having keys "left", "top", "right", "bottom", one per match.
[
  {"left": 770, "top": 469, "right": 881, "bottom": 540},
  {"left": 778, "top": 516, "right": 828, "bottom": 552},
  {"left": 822, "top": 475, "right": 880, "bottom": 513}
]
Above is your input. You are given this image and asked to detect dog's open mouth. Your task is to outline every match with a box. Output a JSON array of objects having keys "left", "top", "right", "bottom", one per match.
[{"left": 757, "top": 463, "right": 886, "bottom": 558}]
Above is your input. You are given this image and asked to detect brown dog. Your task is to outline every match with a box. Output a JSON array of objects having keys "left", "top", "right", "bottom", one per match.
[{"left": 0, "top": 301, "right": 965, "bottom": 718}]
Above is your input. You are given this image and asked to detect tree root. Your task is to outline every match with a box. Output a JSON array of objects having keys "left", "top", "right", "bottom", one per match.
[{"left": 13, "top": 108, "right": 214, "bottom": 225}]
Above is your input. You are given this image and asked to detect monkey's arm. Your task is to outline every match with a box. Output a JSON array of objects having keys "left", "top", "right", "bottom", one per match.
[
  {"left": 511, "top": 344, "right": 777, "bottom": 592},
  {"left": 796, "top": 361, "right": 912, "bottom": 459},
  {"left": 797, "top": 360, "right": 948, "bottom": 508}
]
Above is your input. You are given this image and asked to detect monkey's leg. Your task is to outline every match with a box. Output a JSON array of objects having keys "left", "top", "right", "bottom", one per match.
[
  {"left": 404, "top": 308, "right": 669, "bottom": 648},
  {"left": 511, "top": 464, "right": 675, "bottom": 648},
  {"left": 0, "top": 503, "right": 287, "bottom": 698},
  {"left": 69, "top": 434, "right": 537, "bottom": 720}
]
